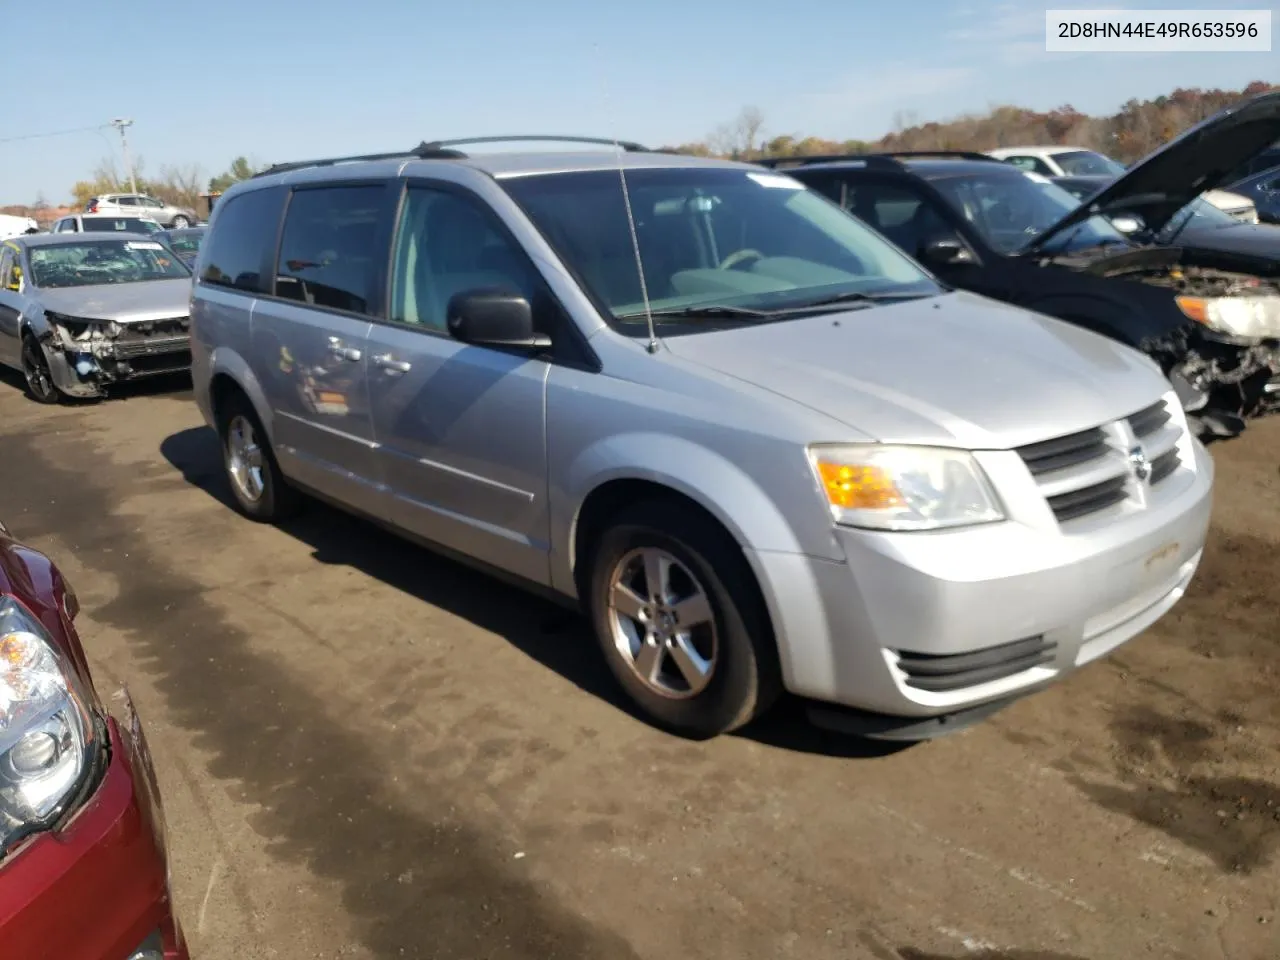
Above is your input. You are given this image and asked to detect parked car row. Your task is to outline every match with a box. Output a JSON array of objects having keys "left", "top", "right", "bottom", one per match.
[
  {"left": 764, "top": 94, "right": 1280, "bottom": 441},
  {"left": 1, "top": 95, "right": 1275, "bottom": 747},
  {"left": 989, "top": 143, "right": 1263, "bottom": 223},
  {"left": 0, "top": 99, "right": 1274, "bottom": 960}
]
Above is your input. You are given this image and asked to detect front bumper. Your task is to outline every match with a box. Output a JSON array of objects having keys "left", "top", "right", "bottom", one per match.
[
  {"left": 756, "top": 438, "right": 1213, "bottom": 726},
  {"left": 0, "top": 697, "right": 188, "bottom": 960},
  {"left": 41, "top": 332, "right": 192, "bottom": 398}
]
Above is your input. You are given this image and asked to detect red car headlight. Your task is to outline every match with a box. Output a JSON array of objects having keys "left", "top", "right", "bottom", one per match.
[{"left": 0, "top": 596, "right": 98, "bottom": 852}]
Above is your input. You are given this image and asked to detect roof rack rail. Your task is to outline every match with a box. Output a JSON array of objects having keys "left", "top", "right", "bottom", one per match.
[
  {"left": 878, "top": 150, "right": 1001, "bottom": 162},
  {"left": 758, "top": 150, "right": 1001, "bottom": 171},
  {"left": 255, "top": 135, "right": 650, "bottom": 178},
  {"left": 756, "top": 154, "right": 908, "bottom": 171},
  {"left": 415, "top": 135, "right": 650, "bottom": 153}
]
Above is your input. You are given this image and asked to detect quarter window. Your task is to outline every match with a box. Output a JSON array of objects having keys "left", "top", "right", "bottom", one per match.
[
  {"left": 274, "top": 186, "right": 384, "bottom": 314},
  {"left": 199, "top": 186, "right": 287, "bottom": 294}
]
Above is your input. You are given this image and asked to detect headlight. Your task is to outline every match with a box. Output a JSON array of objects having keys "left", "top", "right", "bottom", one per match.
[
  {"left": 807, "top": 444, "right": 1005, "bottom": 531},
  {"left": 1176, "top": 295, "right": 1280, "bottom": 339},
  {"left": 0, "top": 596, "right": 96, "bottom": 851}
]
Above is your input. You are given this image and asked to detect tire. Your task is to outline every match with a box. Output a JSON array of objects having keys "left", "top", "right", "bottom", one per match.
[
  {"left": 21, "top": 334, "right": 61, "bottom": 404},
  {"left": 586, "top": 499, "right": 781, "bottom": 738},
  {"left": 169, "top": 215, "right": 191, "bottom": 229},
  {"left": 217, "top": 391, "right": 301, "bottom": 522}
]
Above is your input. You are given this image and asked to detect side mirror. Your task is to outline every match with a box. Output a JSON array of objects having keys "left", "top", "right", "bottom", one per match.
[
  {"left": 447, "top": 289, "right": 550, "bottom": 349},
  {"left": 920, "top": 235, "right": 974, "bottom": 266}
]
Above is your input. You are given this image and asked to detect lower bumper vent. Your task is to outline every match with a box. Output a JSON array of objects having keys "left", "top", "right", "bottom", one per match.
[{"left": 895, "top": 635, "right": 1056, "bottom": 692}]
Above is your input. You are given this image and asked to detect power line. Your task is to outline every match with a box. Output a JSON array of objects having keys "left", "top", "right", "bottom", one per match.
[{"left": 0, "top": 123, "right": 110, "bottom": 146}]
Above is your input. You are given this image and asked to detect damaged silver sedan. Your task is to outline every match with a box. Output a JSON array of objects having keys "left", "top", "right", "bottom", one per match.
[{"left": 0, "top": 233, "right": 193, "bottom": 403}]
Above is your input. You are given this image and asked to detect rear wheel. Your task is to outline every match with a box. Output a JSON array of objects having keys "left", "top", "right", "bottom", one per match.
[
  {"left": 587, "top": 500, "right": 781, "bottom": 738},
  {"left": 217, "top": 392, "right": 301, "bottom": 522},
  {"left": 21, "top": 335, "right": 60, "bottom": 404}
]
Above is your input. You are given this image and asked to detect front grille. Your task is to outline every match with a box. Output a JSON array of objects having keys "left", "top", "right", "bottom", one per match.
[
  {"left": 112, "top": 333, "right": 190, "bottom": 359},
  {"left": 1017, "top": 397, "right": 1184, "bottom": 525},
  {"left": 896, "top": 635, "right": 1056, "bottom": 692}
]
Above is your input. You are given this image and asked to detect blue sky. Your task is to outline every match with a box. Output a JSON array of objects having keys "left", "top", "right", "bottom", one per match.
[{"left": 1, "top": 0, "right": 1271, "bottom": 204}]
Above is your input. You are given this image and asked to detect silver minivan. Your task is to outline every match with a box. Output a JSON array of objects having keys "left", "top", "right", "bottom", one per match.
[{"left": 189, "top": 138, "right": 1214, "bottom": 740}]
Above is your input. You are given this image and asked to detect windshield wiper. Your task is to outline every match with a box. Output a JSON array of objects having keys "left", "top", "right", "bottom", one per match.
[
  {"left": 771, "top": 290, "right": 934, "bottom": 315},
  {"left": 614, "top": 304, "right": 774, "bottom": 321}
]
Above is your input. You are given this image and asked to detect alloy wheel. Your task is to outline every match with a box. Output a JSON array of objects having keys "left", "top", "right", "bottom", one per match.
[{"left": 607, "top": 546, "right": 718, "bottom": 699}]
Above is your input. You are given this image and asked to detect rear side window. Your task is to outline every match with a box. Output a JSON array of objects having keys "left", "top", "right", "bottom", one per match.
[
  {"left": 274, "top": 185, "right": 384, "bottom": 315},
  {"left": 200, "top": 187, "right": 286, "bottom": 293}
]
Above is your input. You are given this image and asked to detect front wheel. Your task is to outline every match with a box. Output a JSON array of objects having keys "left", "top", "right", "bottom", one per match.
[
  {"left": 587, "top": 500, "right": 781, "bottom": 738},
  {"left": 170, "top": 215, "right": 191, "bottom": 228},
  {"left": 21, "top": 335, "right": 60, "bottom": 404}
]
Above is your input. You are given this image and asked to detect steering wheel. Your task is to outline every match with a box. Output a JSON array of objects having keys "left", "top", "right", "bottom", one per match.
[{"left": 718, "top": 248, "right": 764, "bottom": 270}]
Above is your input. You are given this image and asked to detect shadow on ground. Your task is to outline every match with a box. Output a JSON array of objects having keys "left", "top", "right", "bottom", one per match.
[
  {"left": 1060, "top": 703, "right": 1280, "bottom": 875},
  {"left": 159, "top": 424, "right": 909, "bottom": 762},
  {"left": 2, "top": 425, "right": 643, "bottom": 960},
  {"left": 896, "top": 950, "right": 1091, "bottom": 960},
  {"left": 0, "top": 365, "right": 192, "bottom": 403}
]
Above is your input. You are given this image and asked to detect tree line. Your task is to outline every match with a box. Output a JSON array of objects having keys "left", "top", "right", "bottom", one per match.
[
  {"left": 662, "top": 81, "right": 1276, "bottom": 162},
  {"left": 2, "top": 80, "right": 1274, "bottom": 224}
]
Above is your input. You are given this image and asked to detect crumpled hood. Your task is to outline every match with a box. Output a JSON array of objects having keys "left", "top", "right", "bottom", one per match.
[
  {"left": 662, "top": 291, "right": 1170, "bottom": 449},
  {"left": 37, "top": 279, "right": 191, "bottom": 324},
  {"left": 1028, "top": 89, "right": 1280, "bottom": 247}
]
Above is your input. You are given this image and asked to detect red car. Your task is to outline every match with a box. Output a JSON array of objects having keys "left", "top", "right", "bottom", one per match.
[{"left": 0, "top": 519, "right": 187, "bottom": 960}]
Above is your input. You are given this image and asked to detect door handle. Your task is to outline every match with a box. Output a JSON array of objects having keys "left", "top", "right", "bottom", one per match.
[
  {"left": 373, "top": 353, "right": 411, "bottom": 374},
  {"left": 327, "top": 337, "right": 362, "bottom": 362}
]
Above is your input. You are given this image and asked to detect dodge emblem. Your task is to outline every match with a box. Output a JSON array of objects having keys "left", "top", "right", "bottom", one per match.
[{"left": 1128, "top": 446, "right": 1151, "bottom": 483}]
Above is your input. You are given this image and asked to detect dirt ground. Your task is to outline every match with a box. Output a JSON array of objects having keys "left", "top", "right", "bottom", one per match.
[{"left": 0, "top": 370, "right": 1277, "bottom": 960}]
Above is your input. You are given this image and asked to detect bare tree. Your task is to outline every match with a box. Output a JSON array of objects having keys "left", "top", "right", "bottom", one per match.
[{"left": 709, "top": 106, "right": 767, "bottom": 160}]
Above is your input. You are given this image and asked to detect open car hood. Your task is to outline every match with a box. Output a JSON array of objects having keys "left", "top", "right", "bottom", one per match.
[{"left": 1025, "top": 90, "right": 1280, "bottom": 253}]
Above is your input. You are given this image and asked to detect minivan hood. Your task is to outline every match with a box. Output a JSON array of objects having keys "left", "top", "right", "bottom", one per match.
[
  {"left": 36, "top": 278, "right": 191, "bottom": 324},
  {"left": 1028, "top": 90, "right": 1280, "bottom": 249},
  {"left": 662, "top": 291, "right": 1168, "bottom": 449}
]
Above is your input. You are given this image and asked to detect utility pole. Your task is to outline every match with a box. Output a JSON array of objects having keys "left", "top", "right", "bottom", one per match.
[{"left": 109, "top": 118, "right": 138, "bottom": 197}]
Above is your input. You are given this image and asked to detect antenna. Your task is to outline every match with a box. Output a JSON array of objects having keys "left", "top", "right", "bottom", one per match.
[{"left": 595, "top": 42, "right": 658, "bottom": 354}]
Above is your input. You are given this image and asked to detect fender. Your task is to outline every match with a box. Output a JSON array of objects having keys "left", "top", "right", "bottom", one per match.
[
  {"left": 550, "top": 431, "right": 833, "bottom": 597},
  {"left": 205, "top": 345, "right": 275, "bottom": 441}
]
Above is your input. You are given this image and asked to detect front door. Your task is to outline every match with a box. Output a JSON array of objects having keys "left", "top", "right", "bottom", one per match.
[
  {"left": 251, "top": 182, "right": 390, "bottom": 517},
  {"left": 364, "top": 183, "right": 551, "bottom": 585}
]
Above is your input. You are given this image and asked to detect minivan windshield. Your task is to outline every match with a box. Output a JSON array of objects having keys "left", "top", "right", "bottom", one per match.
[
  {"left": 931, "top": 170, "right": 1130, "bottom": 255},
  {"left": 1051, "top": 150, "right": 1126, "bottom": 177},
  {"left": 28, "top": 238, "right": 191, "bottom": 288},
  {"left": 500, "top": 167, "right": 942, "bottom": 330}
]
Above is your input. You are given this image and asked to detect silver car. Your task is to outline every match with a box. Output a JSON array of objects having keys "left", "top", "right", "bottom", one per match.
[
  {"left": 0, "top": 234, "right": 193, "bottom": 402},
  {"left": 190, "top": 139, "right": 1214, "bottom": 740},
  {"left": 87, "top": 193, "right": 197, "bottom": 229}
]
